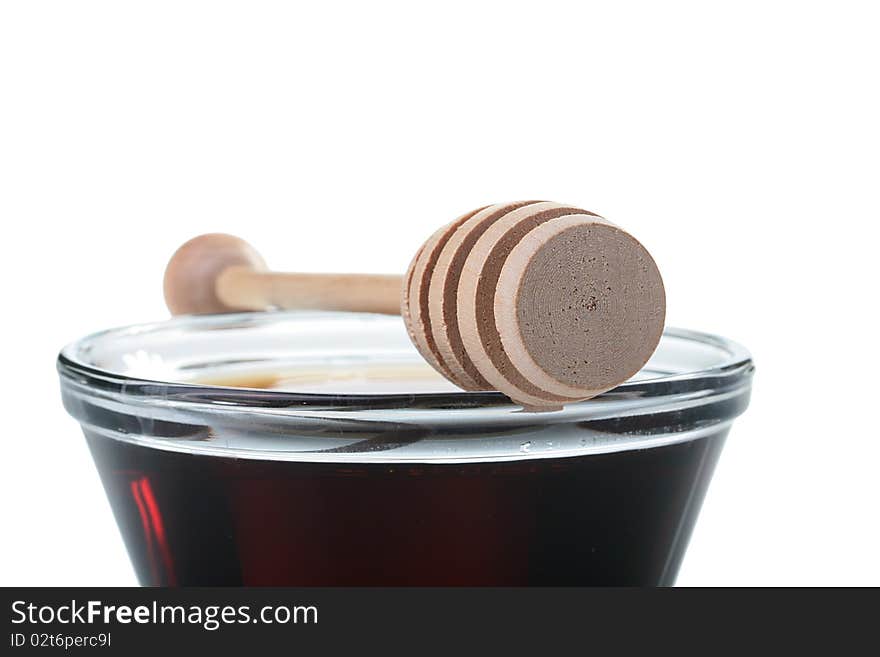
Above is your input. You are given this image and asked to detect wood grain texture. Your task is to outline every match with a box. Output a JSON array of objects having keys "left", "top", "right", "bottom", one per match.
[
  {"left": 457, "top": 202, "right": 590, "bottom": 407},
  {"left": 495, "top": 215, "right": 665, "bottom": 400},
  {"left": 427, "top": 201, "right": 541, "bottom": 390},
  {"left": 401, "top": 207, "right": 486, "bottom": 384}
]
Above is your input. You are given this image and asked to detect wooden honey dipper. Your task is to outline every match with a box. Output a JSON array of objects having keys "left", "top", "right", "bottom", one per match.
[{"left": 164, "top": 201, "right": 665, "bottom": 410}]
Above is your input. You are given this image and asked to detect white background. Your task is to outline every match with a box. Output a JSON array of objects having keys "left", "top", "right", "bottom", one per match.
[{"left": 1, "top": 1, "right": 877, "bottom": 586}]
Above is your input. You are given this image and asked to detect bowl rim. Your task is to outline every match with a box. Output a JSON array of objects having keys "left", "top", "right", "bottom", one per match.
[{"left": 57, "top": 311, "right": 754, "bottom": 413}]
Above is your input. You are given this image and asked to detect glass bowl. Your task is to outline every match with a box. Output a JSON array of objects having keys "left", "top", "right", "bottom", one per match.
[{"left": 58, "top": 311, "right": 753, "bottom": 586}]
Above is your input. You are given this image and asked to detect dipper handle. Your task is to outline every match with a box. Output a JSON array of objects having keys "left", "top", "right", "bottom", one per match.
[
  {"left": 216, "top": 267, "right": 402, "bottom": 315},
  {"left": 163, "top": 233, "right": 402, "bottom": 316}
]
